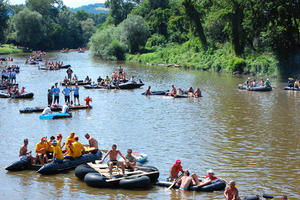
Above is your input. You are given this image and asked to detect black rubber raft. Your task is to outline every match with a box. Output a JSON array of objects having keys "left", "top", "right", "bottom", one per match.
[
  {"left": 155, "top": 179, "right": 226, "bottom": 192},
  {"left": 20, "top": 105, "right": 91, "bottom": 113},
  {"left": 141, "top": 90, "right": 169, "bottom": 95},
  {"left": 75, "top": 164, "right": 159, "bottom": 189},
  {"left": 61, "top": 80, "right": 91, "bottom": 86},
  {"left": 6, "top": 151, "right": 102, "bottom": 174},
  {"left": 242, "top": 194, "right": 273, "bottom": 200},
  {"left": 0, "top": 92, "right": 34, "bottom": 98},
  {"left": 283, "top": 87, "right": 300, "bottom": 91},
  {"left": 84, "top": 82, "right": 144, "bottom": 90},
  {"left": 238, "top": 84, "right": 272, "bottom": 91}
]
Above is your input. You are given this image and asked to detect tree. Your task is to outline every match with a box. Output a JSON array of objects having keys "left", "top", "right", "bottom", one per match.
[
  {"left": 0, "top": 0, "right": 9, "bottom": 43},
  {"left": 105, "top": 0, "right": 135, "bottom": 25},
  {"left": 119, "top": 15, "right": 149, "bottom": 53},
  {"left": 81, "top": 18, "right": 96, "bottom": 45},
  {"left": 14, "top": 8, "right": 45, "bottom": 49},
  {"left": 75, "top": 10, "right": 89, "bottom": 21}
]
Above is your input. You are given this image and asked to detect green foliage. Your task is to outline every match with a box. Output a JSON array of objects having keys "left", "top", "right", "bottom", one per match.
[
  {"left": 81, "top": 18, "right": 96, "bottom": 44},
  {"left": 0, "top": 0, "right": 9, "bottom": 43},
  {"left": 119, "top": 15, "right": 149, "bottom": 53},
  {"left": 146, "top": 34, "right": 167, "bottom": 48},
  {"left": 0, "top": 44, "right": 23, "bottom": 54},
  {"left": 226, "top": 57, "right": 246, "bottom": 73},
  {"left": 105, "top": 0, "right": 135, "bottom": 25},
  {"left": 75, "top": 10, "right": 89, "bottom": 21}
]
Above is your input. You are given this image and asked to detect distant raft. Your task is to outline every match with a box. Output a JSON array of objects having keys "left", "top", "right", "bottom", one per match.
[
  {"left": 61, "top": 80, "right": 91, "bottom": 86},
  {"left": 20, "top": 105, "right": 91, "bottom": 113},
  {"left": 0, "top": 92, "right": 34, "bottom": 99},
  {"left": 141, "top": 90, "right": 169, "bottom": 95},
  {"left": 84, "top": 82, "right": 144, "bottom": 90},
  {"left": 283, "top": 87, "right": 300, "bottom": 91},
  {"left": 155, "top": 178, "right": 226, "bottom": 192},
  {"left": 39, "top": 112, "right": 72, "bottom": 120},
  {"left": 37, "top": 150, "right": 102, "bottom": 175},
  {"left": 238, "top": 84, "right": 272, "bottom": 91}
]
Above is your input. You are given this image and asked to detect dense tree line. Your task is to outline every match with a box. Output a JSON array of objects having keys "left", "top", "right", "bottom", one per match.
[
  {"left": 0, "top": 0, "right": 107, "bottom": 50},
  {"left": 90, "top": 0, "right": 299, "bottom": 74}
]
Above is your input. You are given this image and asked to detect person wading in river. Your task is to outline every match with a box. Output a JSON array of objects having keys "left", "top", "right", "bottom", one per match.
[
  {"left": 176, "top": 170, "right": 200, "bottom": 191},
  {"left": 99, "top": 144, "right": 127, "bottom": 178},
  {"left": 220, "top": 179, "right": 241, "bottom": 200}
]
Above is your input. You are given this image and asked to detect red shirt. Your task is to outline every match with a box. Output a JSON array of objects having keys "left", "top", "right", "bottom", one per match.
[
  {"left": 173, "top": 164, "right": 182, "bottom": 174},
  {"left": 85, "top": 97, "right": 92, "bottom": 106},
  {"left": 205, "top": 175, "right": 218, "bottom": 181}
]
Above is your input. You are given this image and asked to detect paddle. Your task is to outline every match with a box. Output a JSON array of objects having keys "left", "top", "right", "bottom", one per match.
[{"left": 167, "top": 168, "right": 190, "bottom": 190}]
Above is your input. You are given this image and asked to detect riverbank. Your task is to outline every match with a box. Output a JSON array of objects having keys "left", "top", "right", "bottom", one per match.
[
  {"left": 0, "top": 44, "right": 24, "bottom": 55},
  {"left": 126, "top": 42, "right": 279, "bottom": 77}
]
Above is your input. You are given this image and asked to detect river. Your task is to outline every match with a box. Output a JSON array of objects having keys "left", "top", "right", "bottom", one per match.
[{"left": 0, "top": 51, "right": 299, "bottom": 200}]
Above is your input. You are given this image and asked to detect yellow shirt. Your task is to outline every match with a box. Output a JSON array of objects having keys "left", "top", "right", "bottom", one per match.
[
  {"left": 66, "top": 136, "right": 75, "bottom": 144},
  {"left": 57, "top": 139, "right": 62, "bottom": 148},
  {"left": 53, "top": 146, "right": 64, "bottom": 160},
  {"left": 46, "top": 140, "right": 54, "bottom": 152},
  {"left": 66, "top": 143, "right": 75, "bottom": 157},
  {"left": 73, "top": 141, "right": 84, "bottom": 158},
  {"left": 35, "top": 142, "right": 47, "bottom": 154}
]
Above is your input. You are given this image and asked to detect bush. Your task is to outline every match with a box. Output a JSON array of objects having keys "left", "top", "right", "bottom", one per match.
[
  {"left": 226, "top": 57, "right": 246, "bottom": 73},
  {"left": 146, "top": 34, "right": 166, "bottom": 48}
]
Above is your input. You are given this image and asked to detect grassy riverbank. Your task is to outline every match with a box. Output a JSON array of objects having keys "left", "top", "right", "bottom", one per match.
[
  {"left": 0, "top": 44, "right": 23, "bottom": 55},
  {"left": 126, "top": 42, "right": 279, "bottom": 76}
]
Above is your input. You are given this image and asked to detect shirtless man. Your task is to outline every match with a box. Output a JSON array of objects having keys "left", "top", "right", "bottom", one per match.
[
  {"left": 169, "top": 159, "right": 184, "bottom": 181},
  {"left": 145, "top": 86, "right": 151, "bottom": 95},
  {"left": 19, "top": 139, "right": 35, "bottom": 164},
  {"left": 99, "top": 144, "right": 127, "bottom": 177},
  {"left": 85, "top": 133, "right": 98, "bottom": 150},
  {"left": 221, "top": 179, "right": 241, "bottom": 200},
  {"left": 176, "top": 170, "right": 200, "bottom": 191}
]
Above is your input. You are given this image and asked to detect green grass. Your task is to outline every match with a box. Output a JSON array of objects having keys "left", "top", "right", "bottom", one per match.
[
  {"left": 126, "top": 41, "right": 279, "bottom": 76},
  {"left": 0, "top": 44, "right": 23, "bottom": 54}
]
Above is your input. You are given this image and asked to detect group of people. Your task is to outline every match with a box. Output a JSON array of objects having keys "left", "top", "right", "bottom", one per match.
[
  {"left": 19, "top": 132, "right": 99, "bottom": 165},
  {"left": 7, "top": 84, "right": 26, "bottom": 97},
  {"left": 1, "top": 65, "right": 19, "bottom": 83},
  {"left": 95, "top": 66, "right": 128, "bottom": 88},
  {"left": 47, "top": 83, "right": 81, "bottom": 106},
  {"left": 165, "top": 85, "right": 202, "bottom": 97},
  {"left": 245, "top": 77, "right": 271, "bottom": 88},
  {"left": 43, "top": 60, "right": 64, "bottom": 70}
]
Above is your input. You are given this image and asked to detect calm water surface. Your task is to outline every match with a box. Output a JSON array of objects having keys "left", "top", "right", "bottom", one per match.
[{"left": 0, "top": 51, "right": 299, "bottom": 200}]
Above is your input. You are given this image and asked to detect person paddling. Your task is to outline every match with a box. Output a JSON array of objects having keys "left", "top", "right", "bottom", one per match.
[{"left": 99, "top": 144, "right": 127, "bottom": 178}]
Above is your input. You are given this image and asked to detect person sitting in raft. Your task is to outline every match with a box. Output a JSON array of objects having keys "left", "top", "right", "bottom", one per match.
[
  {"left": 145, "top": 86, "right": 151, "bottom": 95},
  {"left": 97, "top": 76, "right": 104, "bottom": 86},
  {"left": 288, "top": 78, "right": 294, "bottom": 87},
  {"left": 35, "top": 137, "right": 48, "bottom": 165},
  {"left": 73, "top": 136, "right": 85, "bottom": 158},
  {"left": 66, "top": 132, "right": 76, "bottom": 145},
  {"left": 176, "top": 170, "right": 200, "bottom": 191},
  {"left": 85, "top": 133, "right": 98, "bottom": 153},
  {"left": 219, "top": 178, "right": 241, "bottom": 200},
  {"left": 56, "top": 133, "right": 65, "bottom": 149},
  {"left": 195, "top": 169, "right": 219, "bottom": 188},
  {"left": 177, "top": 88, "right": 183, "bottom": 95},
  {"left": 187, "top": 87, "right": 194, "bottom": 96},
  {"left": 104, "top": 76, "right": 111, "bottom": 89},
  {"left": 194, "top": 88, "right": 202, "bottom": 98},
  {"left": 84, "top": 96, "right": 92, "bottom": 106},
  {"left": 42, "top": 106, "right": 52, "bottom": 115},
  {"left": 125, "top": 149, "right": 137, "bottom": 171},
  {"left": 61, "top": 102, "right": 70, "bottom": 114},
  {"left": 260, "top": 79, "right": 265, "bottom": 86},
  {"left": 64, "top": 139, "right": 75, "bottom": 160},
  {"left": 169, "top": 159, "right": 184, "bottom": 181},
  {"left": 99, "top": 144, "right": 127, "bottom": 177},
  {"left": 294, "top": 79, "right": 299, "bottom": 88},
  {"left": 72, "top": 74, "right": 78, "bottom": 82},
  {"left": 52, "top": 140, "right": 64, "bottom": 163},
  {"left": 63, "top": 76, "right": 69, "bottom": 84},
  {"left": 265, "top": 78, "right": 271, "bottom": 87},
  {"left": 19, "top": 138, "right": 35, "bottom": 164},
  {"left": 251, "top": 80, "right": 257, "bottom": 87},
  {"left": 129, "top": 76, "right": 136, "bottom": 84},
  {"left": 85, "top": 76, "right": 91, "bottom": 83},
  {"left": 170, "top": 85, "right": 176, "bottom": 95}
]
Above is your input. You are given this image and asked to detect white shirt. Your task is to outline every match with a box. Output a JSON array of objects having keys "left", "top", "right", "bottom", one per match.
[
  {"left": 42, "top": 107, "right": 51, "bottom": 115},
  {"left": 62, "top": 105, "right": 68, "bottom": 113}
]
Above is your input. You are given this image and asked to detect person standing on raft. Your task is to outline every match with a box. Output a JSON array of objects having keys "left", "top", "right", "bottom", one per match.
[{"left": 99, "top": 144, "right": 127, "bottom": 178}]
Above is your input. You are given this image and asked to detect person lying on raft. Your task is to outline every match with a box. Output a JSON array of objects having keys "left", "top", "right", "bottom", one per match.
[
  {"left": 125, "top": 149, "right": 137, "bottom": 171},
  {"left": 195, "top": 169, "right": 219, "bottom": 188},
  {"left": 176, "top": 170, "right": 200, "bottom": 191},
  {"left": 194, "top": 88, "right": 202, "bottom": 97},
  {"left": 52, "top": 140, "right": 64, "bottom": 163},
  {"left": 19, "top": 138, "right": 35, "bottom": 164},
  {"left": 145, "top": 86, "right": 151, "bottom": 95},
  {"left": 35, "top": 137, "right": 48, "bottom": 165},
  {"left": 169, "top": 159, "right": 184, "bottom": 181},
  {"left": 99, "top": 144, "right": 127, "bottom": 177},
  {"left": 218, "top": 178, "right": 241, "bottom": 200}
]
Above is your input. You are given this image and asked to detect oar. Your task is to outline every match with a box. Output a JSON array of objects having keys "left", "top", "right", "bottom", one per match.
[{"left": 167, "top": 168, "right": 190, "bottom": 190}]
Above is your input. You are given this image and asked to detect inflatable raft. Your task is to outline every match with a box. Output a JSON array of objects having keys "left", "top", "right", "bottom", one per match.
[
  {"left": 75, "top": 164, "right": 159, "bottom": 189},
  {"left": 283, "top": 87, "right": 300, "bottom": 91},
  {"left": 155, "top": 178, "right": 226, "bottom": 192},
  {"left": 0, "top": 92, "right": 34, "bottom": 99},
  {"left": 119, "top": 152, "right": 148, "bottom": 163},
  {"left": 6, "top": 159, "right": 42, "bottom": 171},
  {"left": 20, "top": 105, "right": 91, "bottom": 113},
  {"left": 61, "top": 80, "right": 91, "bottom": 86},
  {"left": 37, "top": 151, "right": 102, "bottom": 175},
  {"left": 39, "top": 112, "right": 72, "bottom": 120},
  {"left": 59, "top": 64, "right": 71, "bottom": 69},
  {"left": 141, "top": 90, "right": 169, "bottom": 95},
  {"left": 110, "top": 82, "right": 144, "bottom": 89},
  {"left": 238, "top": 84, "right": 272, "bottom": 91}
]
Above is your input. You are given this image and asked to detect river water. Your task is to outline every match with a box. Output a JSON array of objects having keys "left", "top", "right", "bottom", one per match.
[{"left": 0, "top": 51, "right": 299, "bottom": 200}]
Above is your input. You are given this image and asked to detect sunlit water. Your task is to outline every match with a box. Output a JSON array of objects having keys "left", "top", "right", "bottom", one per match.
[{"left": 0, "top": 51, "right": 299, "bottom": 199}]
